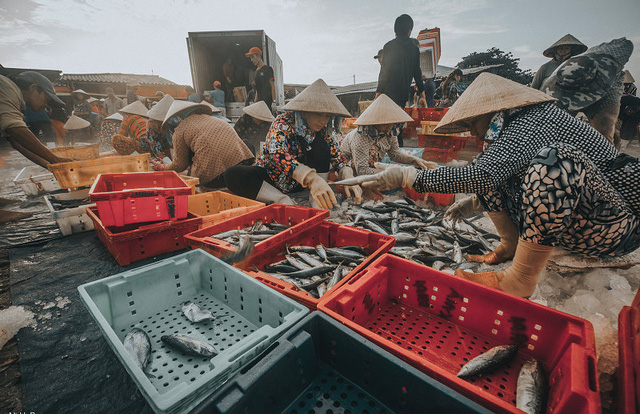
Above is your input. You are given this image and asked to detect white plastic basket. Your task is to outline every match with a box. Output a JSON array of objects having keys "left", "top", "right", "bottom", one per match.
[
  {"left": 44, "top": 189, "right": 95, "bottom": 236},
  {"left": 13, "top": 166, "right": 61, "bottom": 196}
]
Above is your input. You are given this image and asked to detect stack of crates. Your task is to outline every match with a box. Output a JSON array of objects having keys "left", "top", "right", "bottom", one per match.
[{"left": 87, "top": 171, "right": 200, "bottom": 266}]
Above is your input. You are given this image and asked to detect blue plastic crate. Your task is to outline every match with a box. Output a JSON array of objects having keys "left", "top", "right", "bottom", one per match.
[
  {"left": 192, "top": 312, "right": 492, "bottom": 414},
  {"left": 77, "top": 249, "right": 309, "bottom": 414}
]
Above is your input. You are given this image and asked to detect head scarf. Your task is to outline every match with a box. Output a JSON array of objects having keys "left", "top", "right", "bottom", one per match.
[{"left": 357, "top": 123, "right": 403, "bottom": 141}]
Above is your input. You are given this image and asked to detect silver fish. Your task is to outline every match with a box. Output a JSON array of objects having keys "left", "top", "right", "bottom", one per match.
[
  {"left": 282, "top": 265, "right": 336, "bottom": 279},
  {"left": 161, "top": 334, "right": 218, "bottom": 357},
  {"left": 516, "top": 359, "right": 547, "bottom": 414},
  {"left": 315, "top": 244, "right": 327, "bottom": 261},
  {"left": 286, "top": 254, "right": 312, "bottom": 270},
  {"left": 317, "top": 282, "right": 327, "bottom": 297},
  {"left": 333, "top": 174, "right": 377, "bottom": 186},
  {"left": 296, "top": 251, "right": 325, "bottom": 267},
  {"left": 363, "top": 220, "right": 388, "bottom": 235},
  {"left": 326, "top": 264, "right": 344, "bottom": 291},
  {"left": 181, "top": 301, "right": 220, "bottom": 323},
  {"left": 457, "top": 345, "right": 518, "bottom": 378},
  {"left": 220, "top": 236, "right": 254, "bottom": 265},
  {"left": 124, "top": 328, "right": 151, "bottom": 371},
  {"left": 390, "top": 219, "right": 399, "bottom": 234},
  {"left": 453, "top": 241, "right": 463, "bottom": 264},
  {"left": 393, "top": 232, "right": 415, "bottom": 244}
]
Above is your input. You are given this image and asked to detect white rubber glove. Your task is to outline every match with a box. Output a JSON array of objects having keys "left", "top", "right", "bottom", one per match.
[
  {"left": 360, "top": 163, "right": 418, "bottom": 191},
  {"left": 293, "top": 164, "right": 337, "bottom": 210},
  {"left": 444, "top": 195, "right": 483, "bottom": 222},
  {"left": 338, "top": 167, "right": 362, "bottom": 203},
  {"left": 409, "top": 157, "right": 438, "bottom": 170}
]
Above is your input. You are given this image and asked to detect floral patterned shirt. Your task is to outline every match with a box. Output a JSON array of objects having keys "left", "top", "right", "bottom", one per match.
[{"left": 256, "top": 112, "right": 348, "bottom": 193}]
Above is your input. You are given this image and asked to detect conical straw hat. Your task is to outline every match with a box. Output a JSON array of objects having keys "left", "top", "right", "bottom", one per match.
[
  {"left": 200, "top": 100, "right": 222, "bottom": 113},
  {"left": 161, "top": 100, "right": 213, "bottom": 128},
  {"left": 147, "top": 95, "right": 175, "bottom": 121},
  {"left": 434, "top": 73, "right": 555, "bottom": 134},
  {"left": 624, "top": 70, "right": 635, "bottom": 83},
  {"left": 87, "top": 97, "right": 98, "bottom": 104},
  {"left": 72, "top": 89, "right": 89, "bottom": 98},
  {"left": 105, "top": 112, "right": 123, "bottom": 121},
  {"left": 119, "top": 100, "right": 149, "bottom": 117},
  {"left": 354, "top": 94, "right": 413, "bottom": 125},
  {"left": 243, "top": 101, "right": 275, "bottom": 122},
  {"left": 543, "top": 34, "right": 587, "bottom": 58},
  {"left": 64, "top": 115, "right": 91, "bottom": 130},
  {"left": 283, "top": 79, "right": 351, "bottom": 117}
]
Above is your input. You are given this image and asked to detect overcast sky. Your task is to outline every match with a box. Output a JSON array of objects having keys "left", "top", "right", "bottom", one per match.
[{"left": 1, "top": 0, "right": 639, "bottom": 87}]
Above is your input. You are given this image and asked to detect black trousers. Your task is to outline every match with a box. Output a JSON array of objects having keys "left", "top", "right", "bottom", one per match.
[{"left": 202, "top": 157, "right": 254, "bottom": 189}]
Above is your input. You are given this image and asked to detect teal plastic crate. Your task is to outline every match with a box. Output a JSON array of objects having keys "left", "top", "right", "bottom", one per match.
[
  {"left": 77, "top": 249, "right": 309, "bottom": 414},
  {"left": 192, "top": 312, "right": 492, "bottom": 414}
]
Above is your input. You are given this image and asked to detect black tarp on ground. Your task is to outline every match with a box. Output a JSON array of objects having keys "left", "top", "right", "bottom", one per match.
[{"left": 9, "top": 230, "right": 190, "bottom": 413}]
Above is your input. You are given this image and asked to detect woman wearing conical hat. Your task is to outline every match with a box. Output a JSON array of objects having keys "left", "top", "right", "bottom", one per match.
[
  {"left": 71, "top": 89, "right": 92, "bottom": 123},
  {"left": 144, "top": 94, "right": 175, "bottom": 160},
  {"left": 233, "top": 101, "right": 275, "bottom": 155},
  {"left": 341, "top": 94, "right": 434, "bottom": 178},
  {"left": 151, "top": 100, "right": 253, "bottom": 189},
  {"left": 530, "top": 34, "right": 587, "bottom": 90},
  {"left": 345, "top": 72, "right": 640, "bottom": 298},
  {"left": 63, "top": 114, "right": 91, "bottom": 146},
  {"left": 224, "top": 79, "right": 362, "bottom": 209},
  {"left": 98, "top": 112, "right": 122, "bottom": 152}
]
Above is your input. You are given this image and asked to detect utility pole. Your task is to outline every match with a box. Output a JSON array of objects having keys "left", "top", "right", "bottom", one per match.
[{"left": 353, "top": 74, "right": 356, "bottom": 85}]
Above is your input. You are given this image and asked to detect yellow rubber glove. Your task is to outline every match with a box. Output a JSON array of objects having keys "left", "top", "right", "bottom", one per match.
[
  {"left": 338, "top": 167, "right": 362, "bottom": 203},
  {"left": 293, "top": 164, "right": 337, "bottom": 210},
  {"left": 360, "top": 163, "right": 418, "bottom": 191}
]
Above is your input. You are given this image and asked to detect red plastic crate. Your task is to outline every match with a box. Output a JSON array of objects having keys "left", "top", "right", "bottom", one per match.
[
  {"left": 403, "top": 107, "right": 420, "bottom": 128},
  {"left": 85, "top": 206, "right": 201, "bottom": 266},
  {"left": 422, "top": 147, "right": 459, "bottom": 163},
  {"left": 428, "top": 193, "right": 456, "bottom": 207},
  {"left": 418, "top": 107, "right": 449, "bottom": 121},
  {"left": 183, "top": 205, "right": 329, "bottom": 258},
  {"left": 403, "top": 187, "right": 426, "bottom": 201},
  {"left": 418, "top": 134, "right": 468, "bottom": 152},
  {"left": 618, "top": 287, "right": 640, "bottom": 414},
  {"left": 400, "top": 126, "right": 418, "bottom": 139},
  {"left": 319, "top": 254, "right": 600, "bottom": 414},
  {"left": 239, "top": 220, "right": 395, "bottom": 310},
  {"left": 89, "top": 171, "right": 191, "bottom": 227}
]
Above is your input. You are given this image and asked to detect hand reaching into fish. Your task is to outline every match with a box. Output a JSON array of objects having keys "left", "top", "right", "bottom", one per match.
[{"left": 337, "top": 166, "right": 363, "bottom": 204}]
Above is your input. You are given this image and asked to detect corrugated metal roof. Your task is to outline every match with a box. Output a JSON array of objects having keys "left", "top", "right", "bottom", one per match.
[
  {"left": 333, "top": 81, "right": 378, "bottom": 96},
  {"left": 60, "top": 73, "right": 177, "bottom": 85}
]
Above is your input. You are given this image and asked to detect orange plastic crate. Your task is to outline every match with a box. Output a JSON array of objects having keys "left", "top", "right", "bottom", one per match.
[
  {"left": 48, "top": 153, "right": 150, "bottom": 189},
  {"left": 187, "top": 191, "right": 265, "bottom": 228},
  {"left": 319, "top": 254, "right": 601, "bottom": 414},
  {"left": 403, "top": 187, "right": 426, "bottom": 201},
  {"left": 428, "top": 193, "right": 456, "bottom": 207},
  {"left": 50, "top": 143, "right": 100, "bottom": 161}
]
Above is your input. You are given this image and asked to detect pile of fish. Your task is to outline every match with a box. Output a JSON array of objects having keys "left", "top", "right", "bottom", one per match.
[
  {"left": 330, "top": 198, "right": 500, "bottom": 272},
  {"left": 123, "top": 301, "right": 228, "bottom": 377},
  {"left": 456, "top": 344, "right": 547, "bottom": 414},
  {"left": 212, "top": 219, "right": 290, "bottom": 247},
  {"left": 257, "top": 244, "right": 368, "bottom": 298}
]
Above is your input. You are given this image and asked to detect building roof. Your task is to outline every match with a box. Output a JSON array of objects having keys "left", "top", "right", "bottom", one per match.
[
  {"left": 60, "top": 73, "right": 177, "bottom": 85},
  {"left": 333, "top": 81, "right": 378, "bottom": 96},
  {"left": 0, "top": 67, "right": 62, "bottom": 83}
]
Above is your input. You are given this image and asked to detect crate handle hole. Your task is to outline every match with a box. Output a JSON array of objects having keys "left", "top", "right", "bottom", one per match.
[{"left": 587, "top": 355, "right": 598, "bottom": 392}]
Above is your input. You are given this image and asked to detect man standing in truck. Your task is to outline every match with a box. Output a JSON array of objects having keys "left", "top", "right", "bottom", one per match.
[{"left": 246, "top": 47, "right": 275, "bottom": 111}]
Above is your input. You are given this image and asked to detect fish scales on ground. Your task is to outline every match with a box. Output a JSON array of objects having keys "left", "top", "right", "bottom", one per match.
[
  {"left": 516, "top": 359, "right": 548, "bottom": 414},
  {"left": 457, "top": 344, "right": 519, "bottom": 378},
  {"left": 123, "top": 328, "right": 151, "bottom": 372},
  {"left": 161, "top": 334, "right": 219, "bottom": 357}
]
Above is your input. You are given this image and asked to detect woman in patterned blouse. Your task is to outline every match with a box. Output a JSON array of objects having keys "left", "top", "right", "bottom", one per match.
[
  {"left": 233, "top": 101, "right": 274, "bottom": 155},
  {"left": 349, "top": 73, "right": 640, "bottom": 297},
  {"left": 225, "top": 79, "right": 362, "bottom": 209}
]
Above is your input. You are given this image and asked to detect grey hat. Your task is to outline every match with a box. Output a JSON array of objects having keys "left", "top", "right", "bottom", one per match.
[
  {"left": 543, "top": 34, "right": 587, "bottom": 58},
  {"left": 541, "top": 38, "right": 633, "bottom": 112},
  {"left": 15, "top": 71, "right": 64, "bottom": 106}
]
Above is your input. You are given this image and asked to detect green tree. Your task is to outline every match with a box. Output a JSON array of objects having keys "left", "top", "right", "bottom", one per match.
[{"left": 457, "top": 47, "right": 533, "bottom": 85}]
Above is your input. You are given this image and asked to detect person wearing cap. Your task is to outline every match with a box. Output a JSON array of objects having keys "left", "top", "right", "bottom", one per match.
[
  {"left": 530, "top": 34, "right": 587, "bottom": 90},
  {"left": 145, "top": 94, "right": 175, "bottom": 160},
  {"left": 151, "top": 100, "right": 253, "bottom": 188},
  {"left": 348, "top": 72, "right": 640, "bottom": 298},
  {"left": 224, "top": 79, "right": 362, "bottom": 209},
  {"left": 246, "top": 47, "right": 275, "bottom": 109},
  {"left": 185, "top": 86, "right": 201, "bottom": 103},
  {"left": 0, "top": 71, "right": 69, "bottom": 168},
  {"left": 233, "top": 101, "right": 275, "bottom": 155},
  {"left": 374, "top": 49, "right": 383, "bottom": 65},
  {"left": 375, "top": 14, "right": 426, "bottom": 110},
  {"left": 64, "top": 115, "right": 92, "bottom": 146},
  {"left": 111, "top": 100, "right": 149, "bottom": 155},
  {"left": 209, "top": 81, "right": 226, "bottom": 117},
  {"left": 542, "top": 38, "right": 633, "bottom": 146},
  {"left": 104, "top": 87, "right": 124, "bottom": 116},
  {"left": 341, "top": 94, "right": 435, "bottom": 178},
  {"left": 99, "top": 112, "right": 122, "bottom": 152}
]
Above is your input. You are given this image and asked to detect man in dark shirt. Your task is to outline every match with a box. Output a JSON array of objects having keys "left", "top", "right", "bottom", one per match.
[
  {"left": 246, "top": 47, "right": 275, "bottom": 109},
  {"left": 376, "top": 14, "right": 426, "bottom": 109}
]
